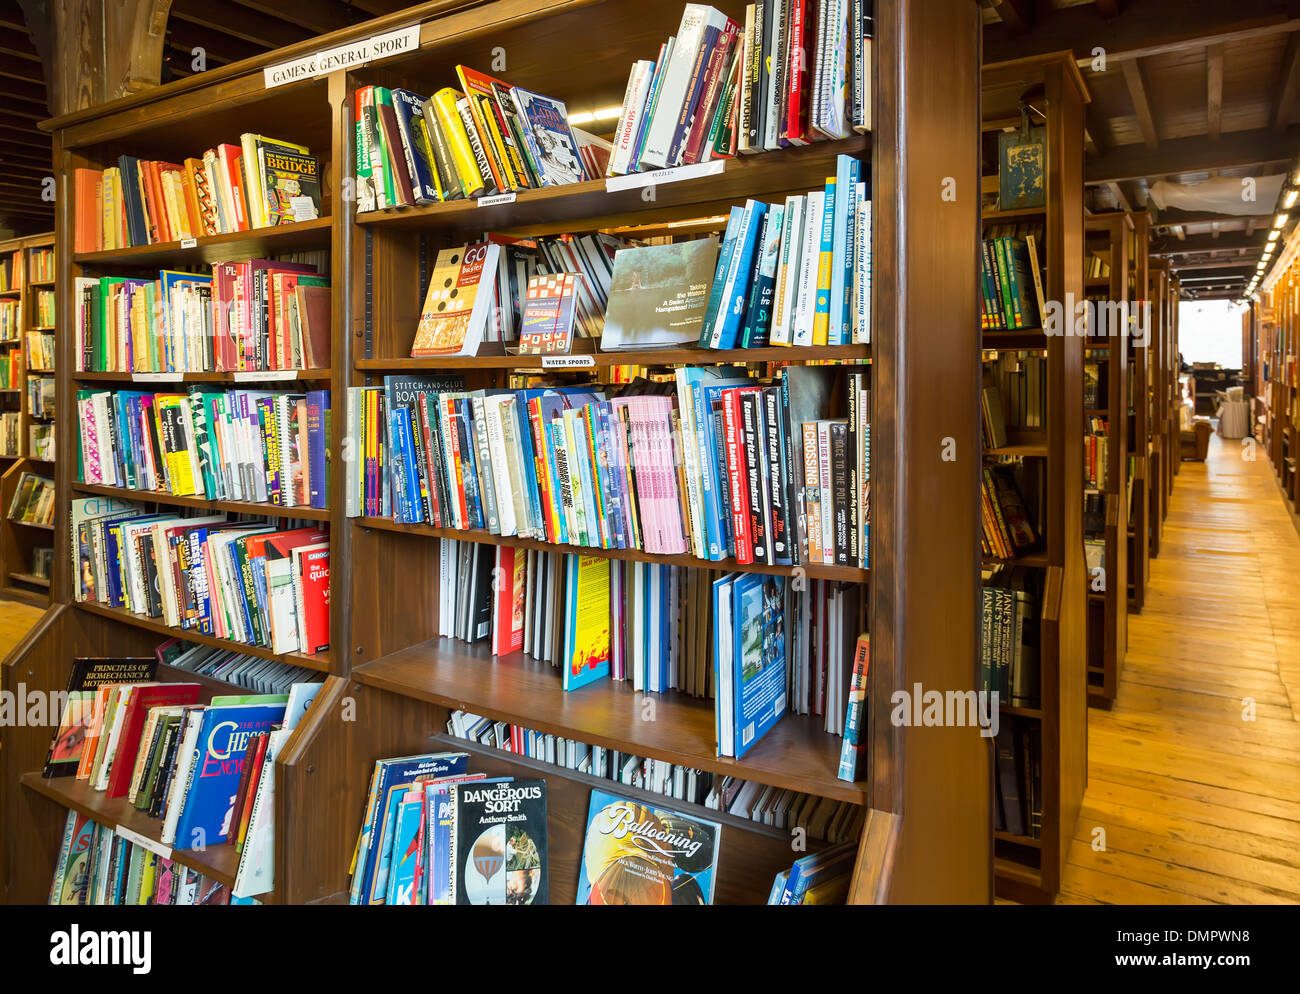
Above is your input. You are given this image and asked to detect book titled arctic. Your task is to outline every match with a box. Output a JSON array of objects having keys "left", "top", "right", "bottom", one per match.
[
  {"left": 450, "top": 778, "right": 548, "bottom": 905},
  {"left": 600, "top": 237, "right": 719, "bottom": 350},
  {"left": 411, "top": 242, "right": 501, "bottom": 357},
  {"left": 576, "top": 790, "right": 720, "bottom": 905}
]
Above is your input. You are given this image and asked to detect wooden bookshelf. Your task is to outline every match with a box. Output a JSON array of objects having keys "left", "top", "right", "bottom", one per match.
[
  {"left": 3, "top": 0, "right": 988, "bottom": 906},
  {"left": 982, "top": 52, "right": 1089, "bottom": 903},
  {"left": 1127, "top": 215, "right": 1151, "bottom": 613},
  {"left": 1081, "top": 213, "right": 1129, "bottom": 710}
]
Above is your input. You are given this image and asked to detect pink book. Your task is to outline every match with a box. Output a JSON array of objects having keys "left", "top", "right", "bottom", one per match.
[
  {"left": 80, "top": 398, "right": 102, "bottom": 483},
  {"left": 653, "top": 397, "right": 687, "bottom": 554}
]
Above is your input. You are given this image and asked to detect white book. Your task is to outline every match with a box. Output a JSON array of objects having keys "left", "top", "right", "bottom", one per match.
[
  {"left": 610, "top": 62, "right": 656, "bottom": 176},
  {"left": 771, "top": 195, "right": 805, "bottom": 345},
  {"left": 630, "top": 563, "right": 644, "bottom": 692},
  {"left": 817, "top": 422, "right": 835, "bottom": 566},
  {"left": 92, "top": 684, "right": 137, "bottom": 790},
  {"left": 266, "top": 556, "right": 300, "bottom": 654},
  {"left": 92, "top": 393, "right": 116, "bottom": 486},
  {"left": 762, "top": 0, "right": 787, "bottom": 151},
  {"left": 232, "top": 726, "right": 290, "bottom": 898},
  {"left": 793, "top": 190, "right": 824, "bottom": 346},
  {"left": 481, "top": 395, "right": 517, "bottom": 537},
  {"left": 673, "top": 370, "right": 707, "bottom": 558},
  {"left": 638, "top": 5, "right": 721, "bottom": 170},
  {"left": 715, "top": 576, "right": 734, "bottom": 757}
]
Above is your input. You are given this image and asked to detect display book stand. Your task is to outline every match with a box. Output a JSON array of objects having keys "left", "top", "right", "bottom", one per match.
[
  {"left": 1261, "top": 269, "right": 1297, "bottom": 499},
  {"left": 0, "top": 232, "right": 56, "bottom": 606},
  {"left": 3, "top": 0, "right": 987, "bottom": 905},
  {"left": 981, "top": 52, "right": 1088, "bottom": 903},
  {"left": 1125, "top": 214, "right": 1150, "bottom": 613},
  {"left": 1080, "top": 213, "right": 1128, "bottom": 710}
]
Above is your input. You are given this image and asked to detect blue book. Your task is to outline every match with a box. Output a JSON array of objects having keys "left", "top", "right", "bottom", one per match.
[
  {"left": 562, "top": 553, "right": 613, "bottom": 691},
  {"left": 306, "top": 390, "right": 329, "bottom": 509},
  {"left": 739, "top": 203, "right": 785, "bottom": 348},
  {"left": 828, "top": 155, "right": 860, "bottom": 344},
  {"left": 778, "top": 843, "right": 858, "bottom": 905},
  {"left": 397, "top": 407, "right": 422, "bottom": 524},
  {"left": 711, "top": 573, "right": 736, "bottom": 752},
  {"left": 355, "top": 752, "right": 469, "bottom": 905},
  {"left": 731, "top": 574, "right": 787, "bottom": 759},
  {"left": 693, "top": 378, "right": 752, "bottom": 558},
  {"left": 391, "top": 88, "right": 442, "bottom": 204},
  {"left": 713, "top": 201, "right": 766, "bottom": 350},
  {"left": 698, "top": 206, "right": 746, "bottom": 346},
  {"left": 173, "top": 703, "right": 287, "bottom": 850},
  {"left": 384, "top": 792, "right": 425, "bottom": 905}
]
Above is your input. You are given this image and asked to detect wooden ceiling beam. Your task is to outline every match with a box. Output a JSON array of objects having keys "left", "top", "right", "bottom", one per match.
[
  {"left": 1275, "top": 31, "right": 1300, "bottom": 131},
  {"left": 991, "top": 0, "right": 1034, "bottom": 34},
  {"left": 1153, "top": 209, "right": 1264, "bottom": 226},
  {"left": 1207, "top": 43, "right": 1224, "bottom": 140},
  {"left": 1085, "top": 126, "right": 1300, "bottom": 184},
  {"left": 0, "top": 76, "right": 47, "bottom": 108},
  {"left": 231, "top": 0, "right": 361, "bottom": 37},
  {"left": 1121, "top": 57, "right": 1159, "bottom": 149},
  {"left": 1105, "top": 181, "right": 1134, "bottom": 212},
  {"left": 165, "top": 20, "right": 266, "bottom": 66},
  {"left": 0, "top": 26, "right": 40, "bottom": 61},
  {"left": 171, "top": 0, "right": 315, "bottom": 51},
  {"left": 1173, "top": 260, "right": 1259, "bottom": 271},
  {"left": 984, "top": 1, "right": 1300, "bottom": 65},
  {"left": 1155, "top": 231, "right": 1271, "bottom": 253}
]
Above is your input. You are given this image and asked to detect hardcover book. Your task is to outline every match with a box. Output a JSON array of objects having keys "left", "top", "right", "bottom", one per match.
[
  {"left": 451, "top": 778, "right": 548, "bottom": 904},
  {"left": 518, "top": 272, "right": 580, "bottom": 355},
  {"left": 576, "top": 790, "right": 720, "bottom": 904},
  {"left": 601, "top": 237, "right": 720, "bottom": 350},
  {"left": 508, "top": 86, "right": 586, "bottom": 186},
  {"left": 411, "top": 242, "right": 502, "bottom": 357},
  {"left": 561, "top": 553, "right": 612, "bottom": 691}
]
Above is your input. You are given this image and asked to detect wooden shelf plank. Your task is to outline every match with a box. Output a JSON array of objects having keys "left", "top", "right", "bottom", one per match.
[
  {"left": 72, "top": 482, "right": 331, "bottom": 521},
  {"left": 20, "top": 773, "right": 239, "bottom": 888},
  {"left": 73, "top": 369, "right": 330, "bottom": 383},
  {"left": 72, "top": 217, "right": 333, "bottom": 268},
  {"left": 356, "top": 342, "right": 871, "bottom": 371},
  {"left": 8, "top": 571, "right": 50, "bottom": 588},
  {"left": 8, "top": 518, "right": 53, "bottom": 531},
  {"left": 984, "top": 442, "right": 1049, "bottom": 458},
  {"left": 73, "top": 600, "right": 331, "bottom": 673},
  {"left": 354, "top": 137, "right": 870, "bottom": 235},
  {"left": 357, "top": 515, "right": 869, "bottom": 583},
  {"left": 994, "top": 829, "right": 1042, "bottom": 849},
  {"left": 983, "top": 550, "right": 1050, "bottom": 568},
  {"left": 352, "top": 638, "right": 868, "bottom": 805}
]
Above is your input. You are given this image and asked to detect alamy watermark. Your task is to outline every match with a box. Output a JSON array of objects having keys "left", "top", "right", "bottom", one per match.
[
  {"left": 890, "top": 683, "right": 1000, "bottom": 738},
  {"left": 1042, "top": 294, "right": 1150, "bottom": 348}
]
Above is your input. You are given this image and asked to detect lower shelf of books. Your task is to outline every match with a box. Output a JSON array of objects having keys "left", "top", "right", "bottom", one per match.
[
  {"left": 21, "top": 773, "right": 241, "bottom": 890},
  {"left": 73, "top": 601, "right": 331, "bottom": 673},
  {"left": 351, "top": 639, "right": 868, "bottom": 806}
]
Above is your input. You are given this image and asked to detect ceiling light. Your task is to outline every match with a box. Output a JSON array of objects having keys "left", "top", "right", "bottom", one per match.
[
  {"left": 1275, "top": 213, "right": 1290, "bottom": 229},
  {"left": 1268, "top": 230, "right": 1280, "bottom": 242},
  {"left": 1285, "top": 190, "right": 1298, "bottom": 209}
]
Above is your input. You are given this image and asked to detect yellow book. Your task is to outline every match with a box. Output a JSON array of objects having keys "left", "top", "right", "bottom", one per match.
[
  {"left": 161, "top": 171, "right": 191, "bottom": 241},
  {"left": 130, "top": 291, "right": 148, "bottom": 372},
  {"left": 800, "top": 873, "right": 851, "bottom": 905},
  {"left": 136, "top": 851, "right": 157, "bottom": 905},
  {"left": 111, "top": 168, "right": 126, "bottom": 249},
  {"left": 240, "top": 134, "right": 309, "bottom": 230},
  {"left": 813, "top": 176, "right": 836, "bottom": 346},
  {"left": 475, "top": 92, "right": 519, "bottom": 191},
  {"left": 101, "top": 167, "right": 117, "bottom": 251},
  {"left": 431, "top": 89, "right": 486, "bottom": 198}
]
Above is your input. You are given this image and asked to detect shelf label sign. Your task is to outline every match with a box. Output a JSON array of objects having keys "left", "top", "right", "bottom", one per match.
[
  {"left": 478, "top": 192, "right": 517, "bottom": 208},
  {"left": 263, "top": 25, "right": 421, "bottom": 89},
  {"left": 605, "top": 160, "right": 725, "bottom": 193},
  {"left": 541, "top": 355, "right": 596, "bottom": 369},
  {"left": 115, "top": 824, "right": 172, "bottom": 861},
  {"left": 179, "top": 237, "right": 198, "bottom": 249},
  {"left": 233, "top": 370, "right": 302, "bottom": 381},
  {"left": 132, "top": 372, "right": 183, "bottom": 382}
]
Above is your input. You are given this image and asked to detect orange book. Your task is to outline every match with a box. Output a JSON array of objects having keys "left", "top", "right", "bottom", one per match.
[
  {"left": 74, "top": 168, "right": 102, "bottom": 253},
  {"left": 181, "top": 159, "right": 206, "bottom": 237}
]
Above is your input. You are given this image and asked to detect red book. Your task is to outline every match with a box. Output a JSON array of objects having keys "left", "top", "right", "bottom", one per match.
[
  {"left": 786, "top": 0, "right": 814, "bottom": 145},
  {"left": 295, "top": 544, "right": 330, "bottom": 654},
  {"left": 444, "top": 396, "right": 469, "bottom": 529},
  {"left": 211, "top": 262, "right": 240, "bottom": 371},
  {"left": 104, "top": 683, "right": 202, "bottom": 798},
  {"left": 74, "top": 168, "right": 102, "bottom": 253},
  {"left": 722, "top": 387, "right": 755, "bottom": 564},
  {"left": 683, "top": 23, "right": 739, "bottom": 164},
  {"left": 232, "top": 731, "right": 270, "bottom": 850},
  {"left": 490, "top": 545, "right": 524, "bottom": 656}
]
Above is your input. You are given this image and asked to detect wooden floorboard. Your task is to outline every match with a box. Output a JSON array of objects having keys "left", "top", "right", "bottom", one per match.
[
  {"left": 1059, "top": 434, "right": 1300, "bottom": 905},
  {"left": 0, "top": 597, "right": 45, "bottom": 658}
]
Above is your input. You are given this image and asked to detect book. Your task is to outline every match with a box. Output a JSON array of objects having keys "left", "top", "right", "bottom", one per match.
[
  {"left": 602, "top": 238, "right": 720, "bottom": 350},
  {"left": 576, "top": 790, "right": 720, "bottom": 904},
  {"left": 518, "top": 272, "right": 581, "bottom": 355},
  {"left": 411, "top": 242, "right": 502, "bottom": 357},
  {"left": 42, "top": 657, "right": 158, "bottom": 777},
  {"left": 450, "top": 778, "right": 548, "bottom": 904},
  {"left": 509, "top": 86, "right": 586, "bottom": 186},
  {"left": 561, "top": 553, "right": 613, "bottom": 691}
]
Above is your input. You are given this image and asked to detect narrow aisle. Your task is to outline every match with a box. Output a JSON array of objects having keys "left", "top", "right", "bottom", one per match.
[{"left": 1059, "top": 434, "right": 1300, "bottom": 905}]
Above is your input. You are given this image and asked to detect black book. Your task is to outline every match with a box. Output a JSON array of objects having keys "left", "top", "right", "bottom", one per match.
[
  {"left": 830, "top": 420, "right": 850, "bottom": 566},
  {"left": 137, "top": 533, "right": 163, "bottom": 618},
  {"left": 420, "top": 99, "right": 465, "bottom": 201},
  {"left": 710, "top": 399, "right": 735, "bottom": 558},
  {"left": 739, "top": 391, "right": 768, "bottom": 562},
  {"left": 995, "top": 724, "right": 1024, "bottom": 836},
  {"left": 778, "top": 366, "right": 834, "bottom": 566},
  {"left": 451, "top": 779, "right": 548, "bottom": 905},
  {"left": 847, "top": 373, "right": 860, "bottom": 567}
]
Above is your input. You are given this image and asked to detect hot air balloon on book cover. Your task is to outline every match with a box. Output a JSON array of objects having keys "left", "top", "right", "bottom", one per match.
[
  {"left": 451, "top": 778, "right": 548, "bottom": 905},
  {"left": 576, "top": 790, "right": 720, "bottom": 905}
]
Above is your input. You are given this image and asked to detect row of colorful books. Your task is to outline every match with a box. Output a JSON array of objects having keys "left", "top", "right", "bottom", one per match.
[
  {"left": 980, "top": 226, "right": 1044, "bottom": 332},
  {"left": 352, "top": 366, "right": 868, "bottom": 569},
  {"left": 354, "top": 79, "right": 607, "bottom": 212},
  {"left": 28, "top": 375, "right": 54, "bottom": 419},
  {"left": 76, "top": 387, "right": 331, "bottom": 510},
  {"left": 445, "top": 709, "right": 868, "bottom": 842},
  {"left": 983, "top": 352, "right": 1047, "bottom": 434},
  {"left": 1084, "top": 423, "right": 1109, "bottom": 492},
  {"left": 696, "top": 161, "right": 870, "bottom": 350},
  {"left": 349, "top": 751, "right": 550, "bottom": 905},
  {"left": 768, "top": 840, "right": 857, "bottom": 905},
  {"left": 0, "top": 412, "right": 18, "bottom": 455},
  {"left": 0, "top": 249, "right": 20, "bottom": 290},
  {"left": 31, "top": 423, "right": 54, "bottom": 460},
  {"left": 996, "top": 715, "right": 1043, "bottom": 839},
  {"left": 29, "top": 247, "right": 54, "bottom": 281},
  {"left": 8, "top": 471, "right": 54, "bottom": 525},
  {"left": 72, "top": 136, "right": 323, "bottom": 253},
  {"left": 71, "top": 500, "right": 330, "bottom": 656},
  {"left": 0, "top": 348, "right": 20, "bottom": 388},
  {"left": 608, "top": 2, "right": 871, "bottom": 176},
  {"left": 73, "top": 259, "right": 330, "bottom": 373},
  {"left": 42, "top": 659, "right": 321, "bottom": 902},
  {"left": 35, "top": 288, "right": 54, "bottom": 327},
  {"left": 50, "top": 815, "right": 252, "bottom": 905},
  {"left": 433, "top": 538, "right": 866, "bottom": 771},
  {"left": 26, "top": 331, "right": 54, "bottom": 371},
  {"left": 980, "top": 464, "right": 1038, "bottom": 562},
  {"left": 0, "top": 299, "right": 17, "bottom": 339}
]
